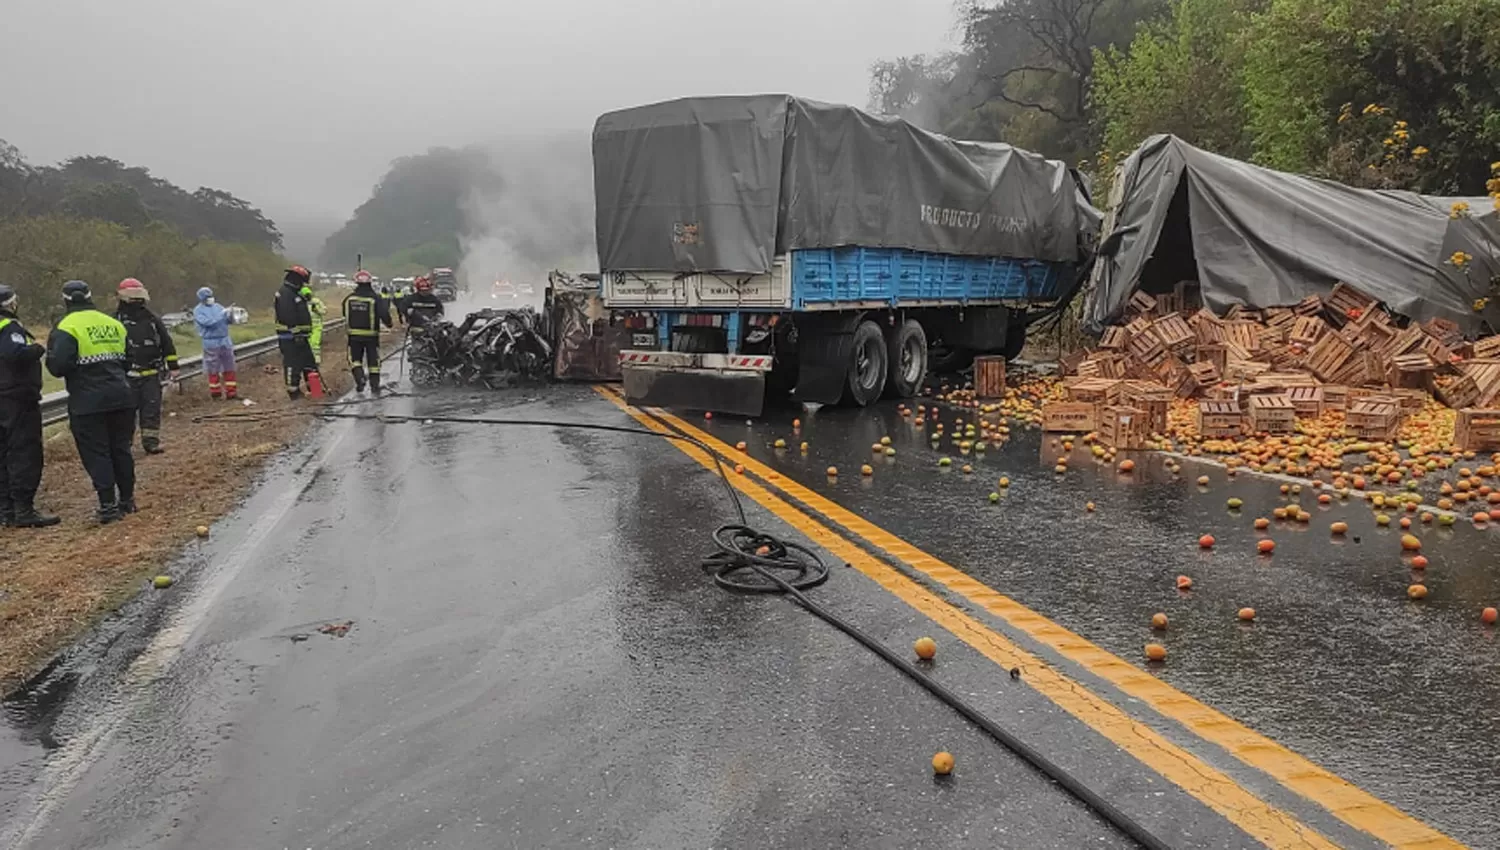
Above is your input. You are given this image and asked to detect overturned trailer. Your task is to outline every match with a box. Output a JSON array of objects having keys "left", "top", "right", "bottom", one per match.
[
  {"left": 1086, "top": 134, "right": 1500, "bottom": 336},
  {"left": 593, "top": 94, "right": 1101, "bottom": 415}
]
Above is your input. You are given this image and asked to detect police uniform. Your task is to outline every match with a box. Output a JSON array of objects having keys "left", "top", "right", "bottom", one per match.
[
  {"left": 117, "top": 297, "right": 179, "bottom": 454},
  {"left": 0, "top": 293, "right": 60, "bottom": 527},
  {"left": 46, "top": 284, "right": 136, "bottom": 522},
  {"left": 342, "top": 281, "right": 393, "bottom": 392}
]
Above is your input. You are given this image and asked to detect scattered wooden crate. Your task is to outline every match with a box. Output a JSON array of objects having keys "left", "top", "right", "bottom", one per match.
[
  {"left": 1307, "top": 332, "right": 1355, "bottom": 381},
  {"left": 1224, "top": 359, "right": 1270, "bottom": 382},
  {"left": 1041, "top": 400, "right": 1099, "bottom": 432},
  {"left": 1464, "top": 360, "right": 1500, "bottom": 406},
  {"left": 1454, "top": 408, "right": 1500, "bottom": 451},
  {"left": 1150, "top": 313, "right": 1196, "bottom": 355},
  {"left": 1224, "top": 321, "right": 1262, "bottom": 352},
  {"left": 1473, "top": 336, "right": 1500, "bottom": 359},
  {"left": 1067, "top": 378, "right": 1120, "bottom": 406},
  {"left": 1391, "top": 352, "right": 1435, "bottom": 389},
  {"left": 1099, "top": 405, "right": 1149, "bottom": 449},
  {"left": 1325, "top": 282, "right": 1377, "bottom": 326},
  {"left": 1187, "top": 360, "right": 1221, "bottom": 387},
  {"left": 974, "top": 356, "right": 1006, "bottom": 399},
  {"left": 1198, "top": 399, "right": 1244, "bottom": 438},
  {"left": 1430, "top": 371, "right": 1480, "bottom": 411},
  {"left": 1099, "top": 325, "right": 1131, "bottom": 350},
  {"left": 1197, "top": 343, "right": 1228, "bottom": 378},
  {"left": 1293, "top": 294, "right": 1324, "bottom": 316},
  {"left": 1288, "top": 315, "right": 1326, "bottom": 348},
  {"left": 1128, "top": 291, "right": 1158, "bottom": 315},
  {"left": 1422, "top": 317, "right": 1463, "bottom": 348},
  {"left": 1121, "top": 380, "right": 1172, "bottom": 434},
  {"left": 1321, "top": 384, "right": 1350, "bottom": 412},
  {"left": 1386, "top": 387, "right": 1429, "bottom": 414},
  {"left": 1346, "top": 396, "right": 1401, "bottom": 441},
  {"left": 1287, "top": 385, "right": 1325, "bottom": 418},
  {"left": 1247, "top": 393, "right": 1296, "bottom": 434}
]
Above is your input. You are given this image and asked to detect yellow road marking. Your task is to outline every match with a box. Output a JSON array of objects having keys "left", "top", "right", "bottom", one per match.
[
  {"left": 594, "top": 386, "right": 1340, "bottom": 850},
  {"left": 641, "top": 399, "right": 1464, "bottom": 850}
]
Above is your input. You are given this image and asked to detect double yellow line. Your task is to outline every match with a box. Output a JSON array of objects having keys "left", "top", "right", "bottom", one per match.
[{"left": 596, "top": 386, "right": 1464, "bottom": 850}]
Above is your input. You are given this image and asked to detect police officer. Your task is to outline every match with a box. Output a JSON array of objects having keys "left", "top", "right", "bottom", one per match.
[
  {"left": 115, "top": 278, "right": 179, "bottom": 454},
  {"left": 46, "top": 280, "right": 136, "bottom": 523},
  {"left": 0, "top": 283, "right": 61, "bottom": 528},
  {"left": 342, "top": 270, "right": 392, "bottom": 394},
  {"left": 274, "top": 265, "right": 321, "bottom": 399},
  {"left": 400, "top": 276, "right": 446, "bottom": 329}
]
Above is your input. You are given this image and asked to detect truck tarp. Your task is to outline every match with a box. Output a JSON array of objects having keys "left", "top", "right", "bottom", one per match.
[
  {"left": 592, "top": 95, "right": 1098, "bottom": 275},
  {"left": 1086, "top": 134, "right": 1500, "bottom": 336}
]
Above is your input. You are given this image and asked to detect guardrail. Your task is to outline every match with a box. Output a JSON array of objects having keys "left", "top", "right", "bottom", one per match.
[{"left": 41, "top": 318, "right": 348, "bottom": 426}]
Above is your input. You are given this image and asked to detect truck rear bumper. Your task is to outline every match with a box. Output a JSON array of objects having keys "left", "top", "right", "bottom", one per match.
[{"left": 618, "top": 351, "right": 771, "bottom": 417}]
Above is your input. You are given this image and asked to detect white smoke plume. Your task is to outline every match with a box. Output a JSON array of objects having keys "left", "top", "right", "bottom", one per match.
[{"left": 459, "top": 133, "right": 596, "bottom": 308}]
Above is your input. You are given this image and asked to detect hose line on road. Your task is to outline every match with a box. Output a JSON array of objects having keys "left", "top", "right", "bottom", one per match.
[{"left": 193, "top": 406, "right": 1172, "bottom": 850}]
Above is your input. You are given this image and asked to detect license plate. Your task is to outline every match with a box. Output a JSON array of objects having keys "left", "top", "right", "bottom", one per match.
[{"left": 632, "top": 333, "right": 656, "bottom": 348}]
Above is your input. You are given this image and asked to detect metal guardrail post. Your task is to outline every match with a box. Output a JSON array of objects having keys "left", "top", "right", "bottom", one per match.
[{"left": 40, "top": 318, "right": 348, "bottom": 426}]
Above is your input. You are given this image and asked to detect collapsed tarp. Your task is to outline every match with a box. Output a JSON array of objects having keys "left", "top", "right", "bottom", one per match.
[
  {"left": 592, "top": 95, "right": 1098, "bottom": 274},
  {"left": 1086, "top": 134, "right": 1500, "bottom": 336}
]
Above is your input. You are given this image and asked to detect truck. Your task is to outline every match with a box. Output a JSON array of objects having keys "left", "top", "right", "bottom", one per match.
[
  {"left": 430, "top": 267, "right": 460, "bottom": 302},
  {"left": 595, "top": 95, "right": 1099, "bottom": 416}
]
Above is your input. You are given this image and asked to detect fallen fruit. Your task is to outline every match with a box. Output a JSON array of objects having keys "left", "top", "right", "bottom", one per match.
[
  {"left": 774, "top": 438, "right": 787, "bottom": 449},
  {"left": 1144, "top": 643, "right": 1167, "bottom": 662},
  {"left": 1254, "top": 517, "right": 1270, "bottom": 530},
  {"left": 1238, "top": 607, "right": 1256, "bottom": 621},
  {"left": 736, "top": 441, "right": 748, "bottom": 451},
  {"left": 826, "top": 466, "right": 838, "bottom": 476},
  {"left": 1375, "top": 514, "right": 1391, "bottom": 526},
  {"left": 1118, "top": 459, "right": 1135, "bottom": 473},
  {"left": 988, "top": 492, "right": 1000, "bottom": 503},
  {"left": 1227, "top": 497, "right": 1244, "bottom": 509},
  {"left": 195, "top": 525, "right": 209, "bottom": 538},
  {"left": 1401, "top": 533, "right": 1422, "bottom": 551},
  {"left": 1440, "top": 513, "right": 1456, "bottom": 526},
  {"left": 1197, "top": 475, "right": 1210, "bottom": 486},
  {"left": 861, "top": 464, "right": 874, "bottom": 476},
  {"left": 880, "top": 436, "right": 892, "bottom": 446},
  {"left": 932, "top": 751, "right": 955, "bottom": 775},
  {"left": 1483, "top": 607, "right": 1498, "bottom": 625},
  {"left": 1410, "top": 555, "right": 1429, "bottom": 569},
  {"left": 1408, "top": 584, "right": 1428, "bottom": 600},
  {"left": 1151, "top": 612, "right": 1169, "bottom": 630},
  {"left": 961, "top": 464, "right": 973, "bottom": 474},
  {"left": 1258, "top": 539, "right": 1276, "bottom": 554},
  {"left": 704, "top": 412, "right": 713, "bottom": 420},
  {"left": 734, "top": 464, "right": 746, "bottom": 475},
  {"left": 1199, "top": 534, "right": 1215, "bottom": 549},
  {"left": 998, "top": 476, "right": 1010, "bottom": 488},
  {"left": 152, "top": 575, "right": 174, "bottom": 589},
  {"left": 1176, "top": 575, "right": 1193, "bottom": 590},
  {"left": 885, "top": 447, "right": 896, "bottom": 457},
  {"left": 914, "top": 637, "right": 937, "bottom": 660},
  {"left": 1330, "top": 521, "right": 1348, "bottom": 535}
]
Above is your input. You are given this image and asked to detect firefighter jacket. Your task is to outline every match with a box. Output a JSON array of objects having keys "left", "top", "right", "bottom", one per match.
[
  {"left": 116, "top": 301, "right": 179, "bottom": 377},
  {"left": 343, "top": 283, "right": 393, "bottom": 338}
]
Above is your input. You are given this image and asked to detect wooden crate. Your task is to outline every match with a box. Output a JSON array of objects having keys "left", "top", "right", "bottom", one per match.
[
  {"left": 1121, "top": 381, "right": 1172, "bottom": 434},
  {"left": 1455, "top": 409, "right": 1500, "bottom": 451},
  {"left": 1419, "top": 333, "right": 1455, "bottom": 367},
  {"left": 1293, "top": 294, "right": 1324, "bottom": 316},
  {"left": 1085, "top": 352, "right": 1128, "bottom": 379},
  {"left": 1265, "top": 308, "right": 1298, "bottom": 331},
  {"left": 1060, "top": 349, "right": 1088, "bottom": 376},
  {"left": 1224, "top": 321, "right": 1262, "bottom": 352},
  {"left": 1099, "top": 405, "right": 1148, "bottom": 450},
  {"left": 1254, "top": 371, "right": 1317, "bottom": 389},
  {"left": 1154, "top": 292, "right": 1184, "bottom": 317},
  {"left": 1390, "top": 352, "right": 1435, "bottom": 389},
  {"left": 1308, "top": 331, "right": 1356, "bottom": 379},
  {"left": 974, "top": 356, "right": 1007, "bottom": 399},
  {"left": 1190, "top": 308, "right": 1225, "bottom": 344},
  {"left": 1187, "top": 359, "right": 1221, "bottom": 387},
  {"left": 1198, "top": 400, "right": 1244, "bottom": 438},
  {"left": 1385, "top": 325, "right": 1426, "bottom": 357},
  {"left": 1473, "top": 336, "right": 1500, "bottom": 360},
  {"left": 1067, "top": 378, "right": 1121, "bottom": 406},
  {"left": 1287, "top": 385, "right": 1325, "bottom": 418},
  {"left": 1126, "top": 331, "right": 1168, "bottom": 369},
  {"left": 1259, "top": 324, "right": 1288, "bottom": 348},
  {"left": 1247, "top": 393, "right": 1297, "bottom": 434},
  {"left": 1041, "top": 400, "right": 1099, "bottom": 432},
  {"left": 1462, "top": 359, "right": 1500, "bottom": 406},
  {"left": 1150, "top": 313, "right": 1195, "bottom": 354},
  {"left": 1422, "top": 317, "right": 1463, "bottom": 348},
  {"left": 1321, "top": 384, "right": 1350, "bottom": 412},
  {"left": 1386, "top": 387, "right": 1429, "bottom": 413},
  {"left": 1099, "top": 325, "right": 1131, "bottom": 350},
  {"left": 1128, "top": 290, "right": 1158, "bottom": 315},
  {"left": 1346, "top": 396, "right": 1401, "bottom": 441},
  {"left": 1325, "top": 282, "right": 1377, "bottom": 325},
  {"left": 1224, "top": 359, "right": 1270, "bottom": 382},
  {"left": 1197, "top": 343, "right": 1229, "bottom": 377},
  {"left": 1430, "top": 371, "right": 1480, "bottom": 410},
  {"left": 1288, "top": 315, "right": 1326, "bottom": 348},
  {"left": 1075, "top": 357, "right": 1104, "bottom": 378},
  {"left": 1125, "top": 314, "right": 1153, "bottom": 338}
]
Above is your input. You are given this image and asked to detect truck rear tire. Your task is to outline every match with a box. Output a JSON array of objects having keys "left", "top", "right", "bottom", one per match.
[
  {"left": 884, "top": 319, "right": 927, "bottom": 399},
  {"left": 843, "top": 320, "right": 888, "bottom": 406},
  {"left": 929, "top": 345, "right": 975, "bottom": 375}
]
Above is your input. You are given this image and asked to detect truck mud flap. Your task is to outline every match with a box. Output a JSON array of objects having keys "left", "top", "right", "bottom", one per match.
[
  {"left": 622, "top": 367, "right": 766, "bottom": 418},
  {"left": 793, "top": 314, "right": 862, "bottom": 406}
]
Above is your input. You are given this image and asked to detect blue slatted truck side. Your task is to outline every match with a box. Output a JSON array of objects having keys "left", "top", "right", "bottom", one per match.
[{"left": 607, "top": 246, "right": 1076, "bottom": 416}]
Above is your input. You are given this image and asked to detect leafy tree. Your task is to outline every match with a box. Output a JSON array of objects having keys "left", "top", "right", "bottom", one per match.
[{"left": 61, "top": 181, "right": 152, "bottom": 230}]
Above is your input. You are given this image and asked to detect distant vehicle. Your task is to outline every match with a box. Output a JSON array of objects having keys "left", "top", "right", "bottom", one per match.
[
  {"left": 490, "top": 279, "right": 517, "bottom": 301},
  {"left": 518, "top": 282, "right": 536, "bottom": 298},
  {"left": 226, "top": 305, "right": 251, "bottom": 325},
  {"left": 160, "top": 311, "right": 193, "bottom": 329},
  {"left": 430, "top": 267, "right": 460, "bottom": 302}
]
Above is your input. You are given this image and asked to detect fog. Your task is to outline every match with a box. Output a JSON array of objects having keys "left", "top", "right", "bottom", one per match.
[{"left": 1, "top": 0, "right": 955, "bottom": 248}]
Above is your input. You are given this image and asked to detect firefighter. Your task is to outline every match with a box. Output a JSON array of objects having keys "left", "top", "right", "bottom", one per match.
[
  {"left": 303, "top": 283, "right": 327, "bottom": 369},
  {"left": 401, "top": 276, "right": 446, "bottom": 329},
  {"left": 46, "top": 280, "right": 136, "bottom": 523},
  {"left": 342, "top": 270, "right": 392, "bottom": 394},
  {"left": 115, "top": 278, "right": 179, "bottom": 454},
  {"left": 0, "top": 283, "right": 60, "bottom": 528},
  {"left": 274, "top": 265, "right": 321, "bottom": 399}
]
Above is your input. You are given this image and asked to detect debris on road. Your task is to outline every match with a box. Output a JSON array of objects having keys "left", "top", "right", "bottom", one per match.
[
  {"left": 407, "top": 307, "right": 553, "bottom": 388},
  {"left": 931, "top": 751, "right": 955, "bottom": 775},
  {"left": 317, "top": 620, "right": 354, "bottom": 637}
]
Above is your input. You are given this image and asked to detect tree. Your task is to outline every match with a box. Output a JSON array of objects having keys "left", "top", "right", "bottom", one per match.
[{"left": 61, "top": 181, "right": 151, "bottom": 230}]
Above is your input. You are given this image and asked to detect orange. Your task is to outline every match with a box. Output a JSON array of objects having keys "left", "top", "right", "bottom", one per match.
[
  {"left": 932, "top": 751, "right": 955, "bottom": 775},
  {"left": 1144, "top": 643, "right": 1167, "bottom": 662},
  {"left": 1198, "top": 534, "right": 1215, "bottom": 549},
  {"left": 914, "top": 637, "right": 937, "bottom": 660},
  {"left": 1151, "top": 613, "right": 1169, "bottom": 630},
  {"left": 1258, "top": 539, "right": 1276, "bottom": 554}
]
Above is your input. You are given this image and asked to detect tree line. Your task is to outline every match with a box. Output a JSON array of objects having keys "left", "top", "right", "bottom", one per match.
[
  {"left": 871, "top": 0, "right": 1500, "bottom": 196},
  {"left": 0, "top": 139, "right": 286, "bottom": 324}
]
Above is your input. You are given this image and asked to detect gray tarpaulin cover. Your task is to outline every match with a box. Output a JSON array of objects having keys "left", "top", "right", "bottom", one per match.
[
  {"left": 1086, "top": 134, "right": 1500, "bottom": 336},
  {"left": 592, "top": 95, "right": 1097, "bottom": 274}
]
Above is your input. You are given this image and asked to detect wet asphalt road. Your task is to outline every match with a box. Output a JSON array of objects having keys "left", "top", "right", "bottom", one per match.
[
  {"left": 2, "top": 379, "right": 1495, "bottom": 849},
  {"left": 720, "top": 394, "right": 1500, "bottom": 848},
  {"left": 2, "top": 384, "right": 1180, "bottom": 850}
]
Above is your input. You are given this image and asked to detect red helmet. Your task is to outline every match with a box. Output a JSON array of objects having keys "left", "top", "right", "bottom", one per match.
[
  {"left": 414, "top": 276, "right": 432, "bottom": 292},
  {"left": 286, "top": 265, "right": 311, "bottom": 282},
  {"left": 354, "top": 270, "right": 373, "bottom": 284}
]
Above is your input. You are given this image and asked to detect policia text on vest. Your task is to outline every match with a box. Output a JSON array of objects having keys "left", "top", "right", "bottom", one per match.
[
  {"left": 342, "top": 283, "right": 393, "bottom": 394},
  {"left": 46, "top": 296, "right": 137, "bottom": 523}
]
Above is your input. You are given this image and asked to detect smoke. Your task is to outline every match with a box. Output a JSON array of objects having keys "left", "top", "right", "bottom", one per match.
[{"left": 459, "top": 133, "right": 596, "bottom": 308}]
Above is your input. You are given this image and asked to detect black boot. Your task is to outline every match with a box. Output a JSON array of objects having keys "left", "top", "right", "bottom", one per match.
[
  {"left": 119, "top": 496, "right": 138, "bottom": 514},
  {"left": 97, "top": 491, "right": 122, "bottom": 525},
  {"left": 142, "top": 436, "right": 163, "bottom": 455},
  {"left": 13, "top": 499, "right": 60, "bottom": 528},
  {"left": 0, "top": 502, "right": 13, "bottom": 527}
]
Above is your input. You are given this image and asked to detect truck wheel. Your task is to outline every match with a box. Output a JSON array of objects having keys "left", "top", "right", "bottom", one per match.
[
  {"left": 884, "top": 319, "right": 927, "bottom": 398},
  {"left": 843, "top": 320, "right": 888, "bottom": 406},
  {"left": 671, "top": 326, "right": 724, "bottom": 353}
]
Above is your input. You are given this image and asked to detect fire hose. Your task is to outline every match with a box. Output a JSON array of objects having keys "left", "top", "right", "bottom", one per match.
[{"left": 192, "top": 403, "right": 1174, "bottom": 850}]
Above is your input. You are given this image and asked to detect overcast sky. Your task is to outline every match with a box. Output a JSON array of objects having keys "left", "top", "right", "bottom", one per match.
[{"left": 2, "top": 0, "right": 956, "bottom": 230}]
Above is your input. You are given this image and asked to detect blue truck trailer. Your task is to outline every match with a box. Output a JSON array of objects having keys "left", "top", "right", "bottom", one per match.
[{"left": 593, "top": 95, "right": 1099, "bottom": 416}]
